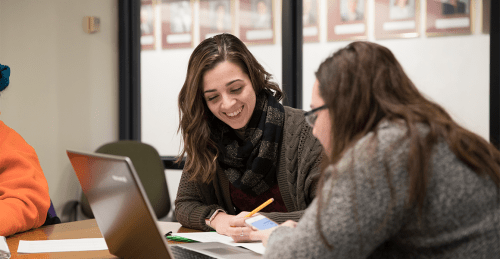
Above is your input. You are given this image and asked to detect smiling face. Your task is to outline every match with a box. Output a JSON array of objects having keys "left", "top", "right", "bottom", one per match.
[
  {"left": 203, "top": 61, "right": 256, "bottom": 129},
  {"left": 311, "top": 79, "right": 331, "bottom": 156}
]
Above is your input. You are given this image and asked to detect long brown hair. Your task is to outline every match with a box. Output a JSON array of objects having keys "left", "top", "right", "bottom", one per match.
[
  {"left": 177, "top": 33, "right": 283, "bottom": 183},
  {"left": 314, "top": 41, "right": 500, "bottom": 248}
]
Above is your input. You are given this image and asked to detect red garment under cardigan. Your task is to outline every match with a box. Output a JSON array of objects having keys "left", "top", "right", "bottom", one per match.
[{"left": 229, "top": 181, "right": 288, "bottom": 214}]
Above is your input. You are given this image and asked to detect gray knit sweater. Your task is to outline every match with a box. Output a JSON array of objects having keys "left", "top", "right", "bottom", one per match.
[
  {"left": 174, "top": 106, "right": 324, "bottom": 231},
  {"left": 265, "top": 121, "right": 500, "bottom": 258}
]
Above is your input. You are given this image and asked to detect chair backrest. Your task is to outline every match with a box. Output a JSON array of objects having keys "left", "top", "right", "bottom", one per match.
[
  {"left": 80, "top": 140, "right": 171, "bottom": 219},
  {"left": 42, "top": 199, "right": 61, "bottom": 226},
  {"left": 48, "top": 200, "right": 57, "bottom": 218}
]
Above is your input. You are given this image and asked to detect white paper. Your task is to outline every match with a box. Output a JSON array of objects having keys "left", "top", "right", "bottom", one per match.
[
  {"left": 166, "top": 34, "right": 191, "bottom": 44},
  {"left": 435, "top": 17, "right": 470, "bottom": 29},
  {"left": 383, "top": 20, "right": 416, "bottom": 31},
  {"left": 303, "top": 26, "right": 318, "bottom": 37},
  {"left": 17, "top": 238, "right": 108, "bottom": 254},
  {"left": 172, "top": 232, "right": 265, "bottom": 255},
  {"left": 334, "top": 23, "right": 366, "bottom": 35},
  {"left": 246, "top": 30, "right": 273, "bottom": 40},
  {"left": 0, "top": 236, "right": 10, "bottom": 259}
]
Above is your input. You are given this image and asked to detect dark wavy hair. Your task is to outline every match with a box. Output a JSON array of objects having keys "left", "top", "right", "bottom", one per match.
[
  {"left": 314, "top": 41, "right": 500, "bottom": 249},
  {"left": 177, "top": 33, "right": 283, "bottom": 183}
]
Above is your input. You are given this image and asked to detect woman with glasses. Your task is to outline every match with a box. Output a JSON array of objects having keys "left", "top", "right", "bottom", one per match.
[
  {"left": 249, "top": 41, "right": 500, "bottom": 258},
  {"left": 175, "top": 33, "right": 323, "bottom": 240}
]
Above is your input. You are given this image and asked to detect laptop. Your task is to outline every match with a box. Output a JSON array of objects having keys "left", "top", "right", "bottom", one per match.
[{"left": 66, "top": 149, "right": 262, "bottom": 259}]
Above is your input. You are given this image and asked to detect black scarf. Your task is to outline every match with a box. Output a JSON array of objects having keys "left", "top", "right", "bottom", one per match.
[{"left": 211, "top": 90, "right": 285, "bottom": 196}]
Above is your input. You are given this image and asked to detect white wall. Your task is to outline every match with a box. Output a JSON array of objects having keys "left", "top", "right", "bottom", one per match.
[
  {"left": 0, "top": 0, "right": 119, "bottom": 216},
  {"left": 0, "top": 3, "right": 2, "bottom": 53},
  {"left": 302, "top": 0, "right": 489, "bottom": 140}
]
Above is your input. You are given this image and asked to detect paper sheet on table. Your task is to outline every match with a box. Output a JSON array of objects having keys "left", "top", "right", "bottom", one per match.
[
  {"left": 17, "top": 238, "right": 108, "bottom": 253},
  {"left": 0, "top": 236, "right": 11, "bottom": 259},
  {"left": 172, "top": 232, "right": 265, "bottom": 255}
]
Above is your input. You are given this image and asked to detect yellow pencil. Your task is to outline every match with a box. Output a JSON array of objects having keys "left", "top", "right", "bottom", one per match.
[{"left": 244, "top": 198, "right": 274, "bottom": 218}]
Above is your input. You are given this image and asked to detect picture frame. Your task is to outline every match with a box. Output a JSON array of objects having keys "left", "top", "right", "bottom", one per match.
[
  {"left": 141, "top": 0, "right": 156, "bottom": 50},
  {"left": 426, "top": 0, "right": 474, "bottom": 37},
  {"left": 239, "top": 0, "right": 275, "bottom": 45},
  {"left": 482, "top": 0, "right": 490, "bottom": 34},
  {"left": 374, "top": 0, "right": 420, "bottom": 40},
  {"left": 327, "top": 0, "right": 368, "bottom": 42},
  {"left": 199, "top": 0, "right": 235, "bottom": 41},
  {"left": 303, "top": 0, "right": 320, "bottom": 43},
  {"left": 161, "top": 0, "right": 194, "bottom": 49}
]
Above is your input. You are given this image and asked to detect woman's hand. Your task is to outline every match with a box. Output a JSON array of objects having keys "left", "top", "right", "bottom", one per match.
[
  {"left": 280, "top": 220, "right": 298, "bottom": 228},
  {"left": 247, "top": 220, "right": 298, "bottom": 246},
  {"left": 211, "top": 211, "right": 254, "bottom": 242}
]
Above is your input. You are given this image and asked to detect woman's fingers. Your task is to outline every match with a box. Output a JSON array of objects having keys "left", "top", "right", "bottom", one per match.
[
  {"left": 231, "top": 211, "right": 262, "bottom": 227},
  {"left": 230, "top": 212, "right": 249, "bottom": 227},
  {"left": 236, "top": 211, "right": 251, "bottom": 218},
  {"left": 229, "top": 226, "right": 254, "bottom": 242},
  {"left": 281, "top": 220, "right": 298, "bottom": 228},
  {"left": 227, "top": 226, "right": 250, "bottom": 236},
  {"left": 247, "top": 227, "right": 276, "bottom": 246}
]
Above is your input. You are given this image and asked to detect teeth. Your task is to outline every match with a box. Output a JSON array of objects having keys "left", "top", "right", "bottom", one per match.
[{"left": 227, "top": 107, "right": 243, "bottom": 117}]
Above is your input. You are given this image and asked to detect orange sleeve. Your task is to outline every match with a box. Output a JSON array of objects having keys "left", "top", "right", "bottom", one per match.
[{"left": 0, "top": 121, "right": 50, "bottom": 236}]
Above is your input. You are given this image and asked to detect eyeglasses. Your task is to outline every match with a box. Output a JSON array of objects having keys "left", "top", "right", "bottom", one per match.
[{"left": 304, "top": 105, "right": 327, "bottom": 127}]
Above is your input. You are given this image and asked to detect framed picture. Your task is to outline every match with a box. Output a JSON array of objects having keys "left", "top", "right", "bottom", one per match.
[
  {"left": 161, "top": 0, "right": 193, "bottom": 49},
  {"left": 327, "top": 0, "right": 368, "bottom": 42},
  {"left": 199, "top": 0, "right": 234, "bottom": 41},
  {"left": 426, "top": 0, "right": 473, "bottom": 37},
  {"left": 239, "top": 0, "right": 275, "bottom": 45},
  {"left": 374, "top": 0, "right": 420, "bottom": 40},
  {"left": 141, "top": 0, "right": 156, "bottom": 50},
  {"left": 482, "top": 0, "right": 490, "bottom": 34},
  {"left": 303, "top": 0, "right": 320, "bottom": 43}
]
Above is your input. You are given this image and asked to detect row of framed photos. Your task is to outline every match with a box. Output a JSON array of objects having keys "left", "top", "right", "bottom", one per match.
[
  {"left": 141, "top": 0, "right": 491, "bottom": 50},
  {"left": 141, "top": 0, "right": 277, "bottom": 49}
]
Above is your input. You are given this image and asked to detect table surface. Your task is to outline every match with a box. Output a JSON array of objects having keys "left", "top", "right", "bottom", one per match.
[{"left": 5, "top": 219, "right": 198, "bottom": 258}]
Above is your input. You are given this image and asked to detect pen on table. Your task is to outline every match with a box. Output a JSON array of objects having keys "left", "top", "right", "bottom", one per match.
[
  {"left": 164, "top": 231, "right": 198, "bottom": 243},
  {"left": 244, "top": 198, "right": 274, "bottom": 218}
]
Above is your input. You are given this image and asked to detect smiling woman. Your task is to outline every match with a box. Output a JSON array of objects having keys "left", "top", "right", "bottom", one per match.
[
  {"left": 175, "top": 33, "right": 324, "bottom": 241},
  {"left": 202, "top": 61, "right": 256, "bottom": 130}
]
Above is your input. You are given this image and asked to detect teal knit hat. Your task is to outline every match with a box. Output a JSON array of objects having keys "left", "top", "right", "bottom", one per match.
[{"left": 0, "top": 63, "right": 11, "bottom": 91}]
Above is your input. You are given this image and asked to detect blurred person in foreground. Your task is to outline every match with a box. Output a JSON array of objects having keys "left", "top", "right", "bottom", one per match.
[
  {"left": 0, "top": 63, "right": 54, "bottom": 236},
  {"left": 248, "top": 41, "right": 500, "bottom": 258}
]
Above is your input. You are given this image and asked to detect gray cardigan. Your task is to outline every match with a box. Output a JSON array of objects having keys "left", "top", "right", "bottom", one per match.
[
  {"left": 265, "top": 121, "right": 500, "bottom": 258},
  {"left": 174, "top": 106, "right": 324, "bottom": 231}
]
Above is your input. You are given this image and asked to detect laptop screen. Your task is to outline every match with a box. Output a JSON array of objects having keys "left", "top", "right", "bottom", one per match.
[{"left": 67, "top": 150, "right": 172, "bottom": 259}]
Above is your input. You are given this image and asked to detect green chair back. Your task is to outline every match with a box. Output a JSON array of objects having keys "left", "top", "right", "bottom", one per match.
[{"left": 80, "top": 140, "right": 171, "bottom": 219}]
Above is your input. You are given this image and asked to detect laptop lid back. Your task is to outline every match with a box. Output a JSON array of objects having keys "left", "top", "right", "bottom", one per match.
[{"left": 67, "top": 150, "right": 172, "bottom": 259}]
